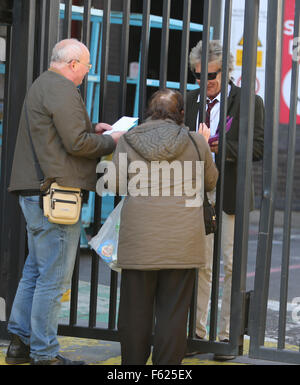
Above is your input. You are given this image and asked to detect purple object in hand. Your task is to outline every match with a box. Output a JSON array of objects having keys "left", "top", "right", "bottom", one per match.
[{"left": 208, "top": 116, "right": 233, "bottom": 145}]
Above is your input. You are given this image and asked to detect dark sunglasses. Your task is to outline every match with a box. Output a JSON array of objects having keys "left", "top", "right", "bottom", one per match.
[{"left": 192, "top": 68, "right": 221, "bottom": 81}]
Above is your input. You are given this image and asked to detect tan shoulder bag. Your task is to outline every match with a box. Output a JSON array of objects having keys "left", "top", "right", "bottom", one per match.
[
  {"left": 24, "top": 102, "right": 82, "bottom": 225},
  {"left": 43, "top": 183, "right": 82, "bottom": 225}
]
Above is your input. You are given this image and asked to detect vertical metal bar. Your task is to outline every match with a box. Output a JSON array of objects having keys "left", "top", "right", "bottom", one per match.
[
  {"left": 88, "top": 6, "right": 104, "bottom": 328},
  {"left": 198, "top": 0, "right": 211, "bottom": 124},
  {"left": 195, "top": 0, "right": 215, "bottom": 339},
  {"left": 0, "top": 0, "right": 36, "bottom": 335},
  {"left": 108, "top": 195, "right": 122, "bottom": 329},
  {"left": 80, "top": 0, "right": 92, "bottom": 100},
  {"left": 89, "top": 0, "right": 111, "bottom": 328},
  {"left": 179, "top": 0, "right": 191, "bottom": 105},
  {"left": 69, "top": 243, "right": 80, "bottom": 326},
  {"left": 26, "top": 2, "right": 36, "bottom": 87},
  {"left": 89, "top": 192, "right": 103, "bottom": 327},
  {"left": 249, "top": 0, "right": 283, "bottom": 353},
  {"left": 188, "top": 270, "right": 198, "bottom": 338},
  {"left": 43, "top": 0, "right": 60, "bottom": 71},
  {"left": 99, "top": 0, "right": 111, "bottom": 121},
  {"left": 211, "top": 0, "right": 223, "bottom": 39},
  {"left": 82, "top": 0, "right": 92, "bottom": 46},
  {"left": 108, "top": 271, "right": 118, "bottom": 329},
  {"left": 62, "top": 0, "right": 72, "bottom": 39},
  {"left": 230, "top": 0, "right": 260, "bottom": 352},
  {"left": 0, "top": 26, "right": 15, "bottom": 338},
  {"left": 34, "top": 0, "right": 46, "bottom": 78},
  {"left": 89, "top": 2, "right": 103, "bottom": 323},
  {"left": 278, "top": 0, "right": 300, "bottom": 350},
  {"left": 216, "top": 0, "right": 232, "bottom": 222},
  {"left": 0, "top": 26, "right": 11, "bottom": 189},
  {"left": 118, "top": 0, "right": 131, "bottom": 117},
  {"left": 209, "top": 0, "right": 232, "bottom": 341},
  {"left": 159, "top": 0, "right": 171, "bottom": 89},
  {"left": 87, "top": 21, "right": 100, "bottom": 117},
  {"left": 88, "top": 252, "right": 99, "bottom": 328},
  {"left": 138, "top": 0, "right": 151, "bottom": 121}
]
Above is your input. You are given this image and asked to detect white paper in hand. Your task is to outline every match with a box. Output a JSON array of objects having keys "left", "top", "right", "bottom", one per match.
[{"left": 103, "top": 116, "right": 138, "bottom": 135}]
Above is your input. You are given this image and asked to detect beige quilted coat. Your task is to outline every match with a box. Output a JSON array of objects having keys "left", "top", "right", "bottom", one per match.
[{"left": 112, "top": 118, "right": 218, "bottom": 270}]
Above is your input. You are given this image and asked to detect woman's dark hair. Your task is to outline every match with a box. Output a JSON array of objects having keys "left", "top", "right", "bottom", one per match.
[{"left": 146, "top": 88, "right": 184, "bottom": 125}]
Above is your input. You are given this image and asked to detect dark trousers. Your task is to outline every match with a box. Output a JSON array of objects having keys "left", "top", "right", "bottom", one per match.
[{"left": 117, "top": 268, "right": 196, "bottom": 365}]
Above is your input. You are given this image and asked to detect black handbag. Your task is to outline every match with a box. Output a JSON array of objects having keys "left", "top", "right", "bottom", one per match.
[
  {"left": 188, "top": 133, "right": 217, "bottom": 235},
  {"left": 203, "top": 193, "right": 217, "bottom": 235}
]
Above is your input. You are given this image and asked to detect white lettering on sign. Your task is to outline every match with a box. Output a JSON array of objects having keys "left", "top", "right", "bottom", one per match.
[{"left": 284, "top": 20, "right": 294, "bottom": 36}]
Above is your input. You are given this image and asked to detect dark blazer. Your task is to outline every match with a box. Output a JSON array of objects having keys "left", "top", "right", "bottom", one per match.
[{"left": 185, "top": 81, "right": 264, "bottom": 214}]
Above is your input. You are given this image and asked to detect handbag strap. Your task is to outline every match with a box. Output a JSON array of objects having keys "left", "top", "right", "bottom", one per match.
[
  {"left": 187, "top": 132, "right": 210, "bottom": 207},
  {"left": 24, "top": 101, "right": 44, "bottom": 183}
]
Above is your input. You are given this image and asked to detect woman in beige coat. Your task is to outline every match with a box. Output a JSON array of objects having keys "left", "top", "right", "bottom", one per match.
[{"left": 112, "top": 89, "right": 218, "bottom": 365}]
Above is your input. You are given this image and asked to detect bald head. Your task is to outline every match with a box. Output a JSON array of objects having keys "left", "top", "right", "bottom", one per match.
[
  {"left": 50, "top": 39, "right": 89, "bottom": 67},
  {"left": 49, "top": 39, "right": 91, "bottom": 86}
]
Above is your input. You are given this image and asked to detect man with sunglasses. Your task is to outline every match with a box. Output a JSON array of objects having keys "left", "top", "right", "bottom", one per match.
[{"left": 185, "top": 40, "right": 264, "bottom": 360}]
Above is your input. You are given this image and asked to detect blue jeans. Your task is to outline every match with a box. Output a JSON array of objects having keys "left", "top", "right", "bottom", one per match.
[{"left": 8, "top": 195, "right": 81, "bottom": 361}]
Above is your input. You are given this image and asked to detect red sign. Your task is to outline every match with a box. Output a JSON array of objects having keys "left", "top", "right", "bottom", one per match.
[{"left": 280, "top": 0, "right": 300, "bottom": 123}]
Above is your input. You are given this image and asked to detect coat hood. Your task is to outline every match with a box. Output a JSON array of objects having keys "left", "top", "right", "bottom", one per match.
[{"left": 124, "top": 119, "right": 190, "bottom": 161}]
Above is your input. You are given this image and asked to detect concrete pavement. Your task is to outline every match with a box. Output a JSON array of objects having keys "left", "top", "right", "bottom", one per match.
[
  {"left": 0, "top": 335, "right": 292, "bottom": 365},
  {"left": 1, "top": 209, "right": 299, "bottom": 366}
]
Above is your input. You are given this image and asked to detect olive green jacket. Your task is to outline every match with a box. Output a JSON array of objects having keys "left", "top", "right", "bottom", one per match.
[{"left": 9, "top": 70, "right": 115, "bottom": 192}]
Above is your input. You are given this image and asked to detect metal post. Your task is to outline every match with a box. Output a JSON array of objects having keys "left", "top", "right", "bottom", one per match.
[
  {"left": 179, "top": 0, "right": 191, "bottom": 105},
  {"left": 209, "top": 0, "right": 233, "bottom": 341},
  {"left": 198, "top": 0, "right": 211, "bottom": 123},
  {"left": 230, "top": 0, "right": 260, "bottom": 353},
  {"left": 43, "top": 0, "right": 60, "bottom": 71},
  {"left": 99, "top": 0, "right": 111, "bottom": 122},
  {"left": 88, "top": 0, "right": 112, "bottom": 329},
  {"left": 82, "top": 0, "right": 92, "bottom": 46},
  {"left": 118, "top": 0, "right": 131, "bottom": 117},
  {"left": 80, "top": 0, "right": 92, "bottom": 99},
  {"left": 138, "top": 0, "right": 150, "bottom": 121},
  {"left": 34, "top": 0, "right": 46, "bottom": 78},
  {"left": 159, "top": 0, "right": 171, "bottom": 89},
  {"left": 0, "top": 0, "right": 36, "bottom": 338},
  {"left": 277, "top": 0, "right": 300, "bottom": 350},
  {"left": 62, "top": 0, "right": 72, "bottom": 39},
  {"left": 249, "top": 0, "right": 283, "bottom": 354}
]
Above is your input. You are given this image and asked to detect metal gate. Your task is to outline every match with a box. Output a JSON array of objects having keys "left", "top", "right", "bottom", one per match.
[
  {"left": 1, "top": 0, "right": 300, "bottom": 364},
  {"left": 248, "top": 0, "right": 300, "bottom": 365}
]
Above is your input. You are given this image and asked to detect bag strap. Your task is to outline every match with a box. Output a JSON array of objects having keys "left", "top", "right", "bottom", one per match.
[
  {"left": 188, "top": 132, "right": 210, "bottom": 207},
  {"left": 24, "top": 101, "right": 44, "bottom": 183}
]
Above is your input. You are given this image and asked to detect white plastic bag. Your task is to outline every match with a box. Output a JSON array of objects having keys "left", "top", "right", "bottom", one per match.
[{"left": 89, "top": 199, "right": 124, "bottom": 273}]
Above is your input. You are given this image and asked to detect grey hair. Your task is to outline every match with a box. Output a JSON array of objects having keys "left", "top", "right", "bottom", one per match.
[
  {"left": 50, "top": 38, "right": 88, "bottom": 66},
  {"left": 189, "top": 39, "right": 234, "bottom": 76}
]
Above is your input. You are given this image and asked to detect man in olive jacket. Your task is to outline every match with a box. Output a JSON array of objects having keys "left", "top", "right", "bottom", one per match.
[
  {"left": 185, "top": 40, "right": 264, "bottom": 360},
  {"left": 6, "top": 39, "right": 123, "bottom": 365}
]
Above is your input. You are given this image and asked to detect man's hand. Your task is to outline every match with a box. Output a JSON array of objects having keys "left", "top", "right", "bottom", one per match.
[
  {"left": 95, "top": 122, "right": 113, "bottom": 135},
  {"left": 198, "top": 122, "right": 210, "bottom": 142},
  {"left": 95, "top": 122, "right": 125, "bottom": 143},
  {"left": 209, "top": 139, "right": 219, "bottom": 154},
  {"left": 111, "top": 131, "right": 125, "bottom": 143}
]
